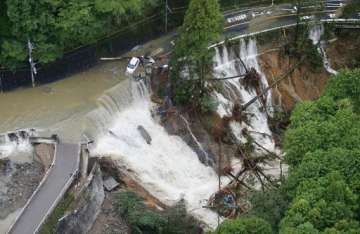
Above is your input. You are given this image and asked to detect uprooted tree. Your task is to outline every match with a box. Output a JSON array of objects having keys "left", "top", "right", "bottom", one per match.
[{"left": 170, "top": 0, "right": 224, "bottom": 112}]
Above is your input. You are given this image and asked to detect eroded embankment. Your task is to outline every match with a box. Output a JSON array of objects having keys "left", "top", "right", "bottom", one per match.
[{"left": 45, "top": 27, "right": 360, "bottom": 232}]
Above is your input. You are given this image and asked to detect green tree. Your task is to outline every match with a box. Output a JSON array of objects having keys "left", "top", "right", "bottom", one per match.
[
  {"left": 213, "top": 216, "right": 272, "bottom": 234},
  {"left": 170, "top": 0, "right": 223, "bottom": 109},
  {"left": 284, "top": 148, "right": 360, "bottom": 199},
  {"left": 249, "top": 187, "right": 289, "bottom": 232},
  {"left": 0, "top": 1, "right": 11, "bottom": 39},
  {"left": 280, "top": 172, "right": 359, "bottom": 233},
  {"left": 0, "top": 39, "right": 27, "bottom": 70},
  {"left": 283, "top": 96, "right": 360, "bottom": 167},
  {"left": 280, "top": 222, "right": 320, "bottom": 234},
  {"left": 1, "top": 0, "right": 161, "bottom": 68},
  {"left": 94, "top": 0, "right": 159, "bottom": 25},
  {"left": 114, "top": 191, "right": 200, "bottom": 234},
  {"left": 325, "top": 69, "right": 360, "bottom": 111},
  {"left": 114, "top": 191, "right": 166, "bottom": 234},
  {"left": 267, "top": 69, "right": 360, "bottom": 233},
  {"left": 5, "top": 0, "right": 64, "bottom": 64}
]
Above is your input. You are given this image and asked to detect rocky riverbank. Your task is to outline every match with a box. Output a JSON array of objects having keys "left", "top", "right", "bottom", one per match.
[
  {"left": 0, "top": 142, "right": 54, "bottom": 233},
  {"left": 0, "top": 160, "right": 44, "bottom": 219}
]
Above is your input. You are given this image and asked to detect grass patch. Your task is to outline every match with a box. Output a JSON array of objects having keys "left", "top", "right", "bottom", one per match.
[{"left": 38, "top": 192, "right": 75, "bottom": 234}]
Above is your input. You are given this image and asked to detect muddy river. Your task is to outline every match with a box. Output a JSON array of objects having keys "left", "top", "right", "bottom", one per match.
[{"left": 0, "top": 60, "right": 127, "bottom": 141}]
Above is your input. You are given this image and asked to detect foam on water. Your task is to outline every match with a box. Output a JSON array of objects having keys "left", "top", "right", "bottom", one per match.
[
  {"left": 0, "top": 130, "right": 34, "bottom": 162},
  {"left": 88, "top": 79, "right": 226, "bottom": 229},
  {"left": 213, "top": 39, "right": 275, "bottom": 154}
]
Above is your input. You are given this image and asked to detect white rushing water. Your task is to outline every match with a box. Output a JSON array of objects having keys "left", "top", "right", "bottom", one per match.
[
  {"left": 309, "top": 24, "right": 338, "bottom": 75},
  {"left": 213, "top": 39, "right": 276, "bottom": 154},
  {"left": 88, "top": 79, "right": 227, "bottom": 229},
  {"left": 87, "top": 39, "right": 284, "bottom": 229},
  {"left": 0, "top": 130, "right": 34, "bottom": 162}
]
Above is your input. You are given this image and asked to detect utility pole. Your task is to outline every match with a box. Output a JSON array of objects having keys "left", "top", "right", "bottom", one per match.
[
  {"left": 27, "top": 39, "right": 37, "bottom": 88},
  {"left": 0, "top": 72, "right": 3, "bottom": 93},
  {"left": 165, "top": 0, "right": 168, "bottom": 33},
  {"left": 164, "top": 0, "right": 173, "bottom": 33}
]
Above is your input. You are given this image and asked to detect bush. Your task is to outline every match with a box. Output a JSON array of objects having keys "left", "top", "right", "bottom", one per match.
[
  {"left": 325, "top": 69, "right": 360, "bottom": 112},
  {"left": 303, "top": 39, "right": 323, "bottom": 72},
  {"left": 114, "top": 191, "right": 165, "bottom": 234},
  {"left": 213, "top": 216, "right": 272, "bottom": 234},
  {"left": 278, "top": 69, "right": 360, "bottom": 233},
  {"left": 38, "top": 193, "right": 74, "bottom": 234},
  {"left": 114, "top": 191, "right": 200, "bottom": 234},
  {"left": 249, "top": 188, "right": 289, "bottom": 232}
]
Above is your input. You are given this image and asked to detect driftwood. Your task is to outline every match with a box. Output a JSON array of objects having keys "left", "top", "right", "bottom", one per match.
[
  {"left": 242, "top": 57, "right": 305, "bottom": 111},
  {"left": 241, "top": 68, "right": 261, "bottom": 91}
]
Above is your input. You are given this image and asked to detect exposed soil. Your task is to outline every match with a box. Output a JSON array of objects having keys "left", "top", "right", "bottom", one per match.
[
  {"left": 34, "top": 143, "right": 55, "bottom": 170},
  {"left": 327, "top": 31, "right": 360, "bottom": 70},
  {"left": 259, "top": 51, "right": 329, "bottom": 112},
  {"left": 258, "top": 30, "right": 360, "bottom": 112}
]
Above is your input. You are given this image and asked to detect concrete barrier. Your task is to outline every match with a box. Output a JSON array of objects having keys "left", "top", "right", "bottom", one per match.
[
  {"left": 33, "top": 143, "right": 80, "bottom": 233},
  {"left": 210, "top": 18, "right": 360, "bottom": 48}
]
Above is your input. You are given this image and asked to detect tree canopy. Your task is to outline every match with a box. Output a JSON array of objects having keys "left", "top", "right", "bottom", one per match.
[
  {"left": 213, "top": 216, "right": 273, "bottom": 234},
  {"left": 223, "top": 70, "right": 360, "bottom": 234},
  {"left": 279, "top": 70, "right": 360, "bottom": 233},
  {"left": 170, "top": 0, "right": 223, "bottom": 110},
  {"left": 0, "top": 0, "right": 161, "bottom": 70},
  {"left": 0, "top": 0, "right": 261, "bottom": 71}
]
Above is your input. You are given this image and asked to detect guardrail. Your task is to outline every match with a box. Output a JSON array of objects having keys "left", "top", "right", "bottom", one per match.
[
  {"left": 210, "top": 18, "right": 360, "bottom": 48},
  {"left": 33, "top": 143, "right": 80, "bottom": 233}
]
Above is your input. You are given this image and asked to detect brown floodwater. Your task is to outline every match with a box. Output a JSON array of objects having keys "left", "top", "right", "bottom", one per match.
[
  {"left": 0, "top": 33, "right": 173, "bottom": 232},
  {"left": 0, "top": 33, "right": 173, "bottom": 142},
  {"left": 0, "top": 60, "right": 127, "bottom": 141}
]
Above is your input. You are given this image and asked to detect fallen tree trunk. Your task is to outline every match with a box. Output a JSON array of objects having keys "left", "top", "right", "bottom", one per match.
[{"left": 242, "top": 57, "right": 305, "bottom": 111}]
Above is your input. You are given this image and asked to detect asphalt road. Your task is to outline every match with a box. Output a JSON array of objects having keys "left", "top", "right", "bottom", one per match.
[
  {"left": 224, "top": 0, "right": 350, "bottom": 37},
  {"left": 8, "top": 143, "right": 79, "bottom": 234}
]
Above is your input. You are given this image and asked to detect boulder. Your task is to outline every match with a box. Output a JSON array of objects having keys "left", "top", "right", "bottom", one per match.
[{"left": 137, "top": 126, "right": 152, "bottom": 145}]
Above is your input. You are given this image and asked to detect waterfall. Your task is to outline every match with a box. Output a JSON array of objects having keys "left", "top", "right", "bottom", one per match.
[
  {"left": 179, "top": 115, "right": 214, "bottom": 166},
  {"left": 309, "top": 24, "right": 338, "bottom": 75},
  {"left": 309, "top": 24, "right": 324, "bottom": 45},
  {"left": 87, "top": 79, "right": 227, "bottom": 229},
  {"left": 213, "top": 39, "right": 276, "bottom": 154},
  {"left": 0, "top": 129, "right": 33, "bottom": 161}
]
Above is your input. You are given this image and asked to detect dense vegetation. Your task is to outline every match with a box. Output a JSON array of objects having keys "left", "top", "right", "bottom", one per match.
[
  {"left": 113, "top": 191, "right": 200, "bottom": 234},
  {"left": 214, "top": 216, "right": 273, "bottom": 234},
  {"left": 170, "top": 0, "right": 223, "bottom": 111},
  {"left": 213, "top": 70, "right": 360, "bottom": 233},
  {"left": 0, "top": 0, "right": 161, "bottom": 70}
]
